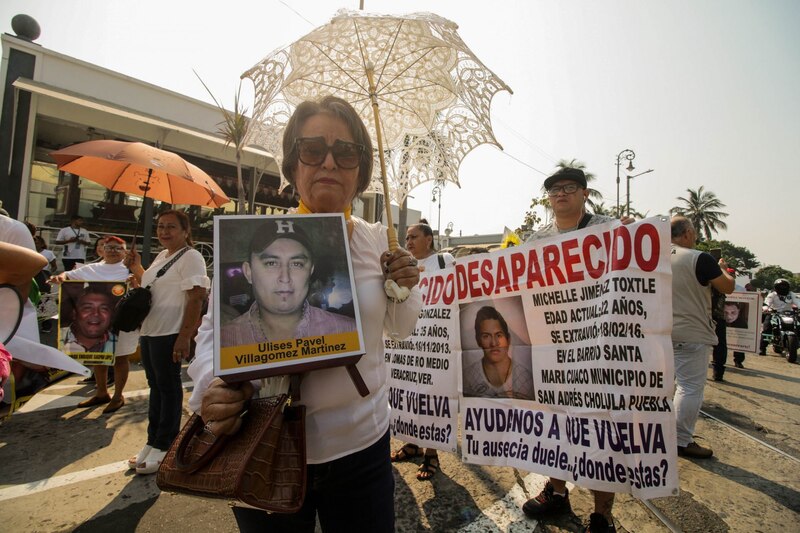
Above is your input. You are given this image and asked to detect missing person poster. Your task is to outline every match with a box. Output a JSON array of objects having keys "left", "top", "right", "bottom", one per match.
[
  {"left": 725, "top": 291, "right": 762, "bottom": 353},
  {"left": 385, "top": 263, "right": 459, "bottom": 453},
  {"left": 385, "top": 217, "right": 677, "bottom": 499},
  {"left": 459, "top": 218, "right": 677, "bottom": 498},
  {"left": 58, "top": 280, "right": 126, "bottom": 365},
  {"left": 213, "top": 214, "right": 365, "bottom": 381}
]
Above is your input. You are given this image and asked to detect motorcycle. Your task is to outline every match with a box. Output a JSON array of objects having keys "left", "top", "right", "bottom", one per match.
[{"left": 760, "top": 307, "right": 800, "bottom": 363}]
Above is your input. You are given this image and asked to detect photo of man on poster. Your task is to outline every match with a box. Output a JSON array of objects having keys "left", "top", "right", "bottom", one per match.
[
  {"left": 723, "top": 301, "right": 749, "bottom": 329},
  {"left": 59, "top": 282, "right": 121, "bottom": 360},
  {"left": 220, "top": 217, "right": 357, "bottom": 346},
  {"left": 461, "top": 299, "right": 534, "bottom": 400}
]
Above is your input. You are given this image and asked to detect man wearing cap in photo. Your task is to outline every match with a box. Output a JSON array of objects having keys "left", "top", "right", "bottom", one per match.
[
  {"left": 221, "top": 219, "right": 356, "bottom": 346},
  {"left": 522, "top": 167, "right": 633, "bottom": 533}
]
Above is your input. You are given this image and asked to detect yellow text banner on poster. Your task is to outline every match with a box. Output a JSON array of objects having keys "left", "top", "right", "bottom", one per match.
[
  {"left": 219, "top": 332, "right": 361, "bottom": 370},
  {"left": 67, "top": 352, "right": 114, "bottom": 366}
]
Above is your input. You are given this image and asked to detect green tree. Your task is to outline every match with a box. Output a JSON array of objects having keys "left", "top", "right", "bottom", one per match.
[
  {"left": 555, "top": 159, "right": 603, "bottom": 211},
  {"left": 670, "top": 186, "right": 729, "bottom": 241},
  {"left": 519, "top": 194, "right": 549, "bottom": 235},
  {"left": 751, "top": 265, "right": 800, "bottom": 291},
  {"left": 695, "top": 240, "right": 760, "bottom": 276},
  {"left": 196, "top": 74, "right": 251, "bottom": 215}
]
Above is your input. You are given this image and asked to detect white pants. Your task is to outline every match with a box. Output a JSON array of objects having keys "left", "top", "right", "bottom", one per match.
[{"left": 672, "top": 342, "right": 710, "bottom": 447}]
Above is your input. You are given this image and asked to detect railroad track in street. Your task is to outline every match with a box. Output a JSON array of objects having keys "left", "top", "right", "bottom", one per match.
[{"left": 698, "top": 408, "right": 800, "bottom": 465}]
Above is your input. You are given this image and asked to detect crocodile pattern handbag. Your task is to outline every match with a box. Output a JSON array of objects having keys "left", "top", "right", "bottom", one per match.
[{"left": 156, "top": 393, "right": 306, "bottom": 513}]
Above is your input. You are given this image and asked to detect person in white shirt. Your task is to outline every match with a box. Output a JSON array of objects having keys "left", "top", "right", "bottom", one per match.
[
  {"left": 0, "top": 215, "right": 48, "bottom": 405},
  {"left": 34, "top": 235, "right": 57, "bottom": 276},
  {"left": 390, "top": 221, "right": 455, "bottom": 481},
  {"left": 125, "top": 210, "right": 210, "bottom": 475},
  {"left": 0, "top": 215, "right": 41, "bottom": 344},
  {"left": 188, "top": 96, "right": 421, "bottom": 531},
  {"left": 759, "top": 278, "right": 800, "bottom": 354},
  {"left": 50, "top": 236, "right": 136, "bottom": 413},
  {"left": 55, "top": 215, "right": 91, "bottom": 271},
  {"left": 764, "top": 278, "right": 800, "bottom": 312},
  {"left": 0, "top": 239, "right": 48, "bottom": 404}
]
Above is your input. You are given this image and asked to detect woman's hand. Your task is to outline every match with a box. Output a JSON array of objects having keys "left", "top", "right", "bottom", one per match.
[
  {"left": 47, "top": 273, "right": 67, "bottom": 285},
  {"left": 382, "top": 248, "right": 420, "bottom": 290},
  {"left": 200, "top": 378, "right": 254, "bottom": 437},
  {"left": 124, "top": 248, "right": 144, "bottom": 277},
  {"left": 127, "top": 273, "right": 141, "bottom": 289},
  {"left": 172, "top": 332, "right": 193, "bottom": 363}
]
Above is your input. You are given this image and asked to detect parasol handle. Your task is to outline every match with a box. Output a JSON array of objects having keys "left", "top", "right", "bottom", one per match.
[
  {"left": 366, "top": 65, "right": 400, "bottom": 252},
  {"left": 131, "top": 167, "right": 153, "bottom": 245}
]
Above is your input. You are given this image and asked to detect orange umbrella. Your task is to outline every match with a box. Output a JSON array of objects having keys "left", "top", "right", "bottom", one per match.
[{"left": 50, "top": 140, "right": 229, "bottom": 208}]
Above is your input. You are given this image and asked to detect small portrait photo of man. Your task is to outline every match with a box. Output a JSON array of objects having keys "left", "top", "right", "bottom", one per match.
[
  {"left": 460, "top": 297, "right": 534, "bottom": 400},
  {"left": 218, "top": 216, "right": 358, "bottom": 347},
  {"left": 723, "top": 301, "right": 749, "bottom": 329},
  {"left": 58, "top": 281, "right": 124, "bottom": 358}
]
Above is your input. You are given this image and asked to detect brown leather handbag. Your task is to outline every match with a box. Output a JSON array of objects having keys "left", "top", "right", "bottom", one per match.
[{"left": 156, "top": 393, "right": 306, "bottom": 513}]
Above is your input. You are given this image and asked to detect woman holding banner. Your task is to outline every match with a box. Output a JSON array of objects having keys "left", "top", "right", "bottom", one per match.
[
  {"left": 188, "top": 96, "right": 422, "bottom": 532},
  {"left": 390, "top": 221, "right": 455, "bottom": 480}
]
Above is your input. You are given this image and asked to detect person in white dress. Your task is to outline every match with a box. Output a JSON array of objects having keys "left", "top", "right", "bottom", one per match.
[{"left": 390, "top": 221, "right": 455, "bottom": 481}]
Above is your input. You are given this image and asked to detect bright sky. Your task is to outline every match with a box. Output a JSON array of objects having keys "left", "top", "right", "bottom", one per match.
[{"left": 2, "top": 0, "right": 798, "bottom": 272}]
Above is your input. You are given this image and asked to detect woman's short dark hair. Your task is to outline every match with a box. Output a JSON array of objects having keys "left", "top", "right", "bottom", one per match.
[
  {"left": 157, "top": 209, "right": 194, "bottom": 247},
  {"left": 474, "top": 306, "right": 510, "bottom": 343},
  {"left": 408, "top": 223, "right": 435, "bottom": 251},
  {"left": 281, "top": 96, "right": 374, "bottom": 197}
]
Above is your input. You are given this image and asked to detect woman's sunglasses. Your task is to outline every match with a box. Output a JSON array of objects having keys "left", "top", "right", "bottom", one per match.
[{"left": 295, "top": 137, "right": 364, "bottom": 169}]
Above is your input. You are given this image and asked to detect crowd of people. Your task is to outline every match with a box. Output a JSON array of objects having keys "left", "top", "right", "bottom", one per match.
[{"left": 1, "top": 95, "right": 795, "bottom": 533}]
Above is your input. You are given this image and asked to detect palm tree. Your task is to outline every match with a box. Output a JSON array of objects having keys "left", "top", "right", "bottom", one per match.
[
  {"left": 670, "top": 186, "right": 729, "bottom": 241},
  {"left": 593, "top": 201, "right": 645, "bottom": 219},
  {"left": 554, "top": 159, "right": 603, "bottom": 211},
  {"left": 196, "top": 74, "right": 250, "bottom": 215}
]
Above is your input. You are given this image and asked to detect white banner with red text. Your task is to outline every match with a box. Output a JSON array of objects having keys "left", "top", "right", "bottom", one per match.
[{"left": 386, "top": 217, "right": 677, "bottom": 498}]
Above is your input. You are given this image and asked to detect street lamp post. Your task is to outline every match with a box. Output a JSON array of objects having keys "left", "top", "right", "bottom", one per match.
[
  {"left": 625, "top": 169, "right": 654, "bottom": 217},
  {"left": 431, "top": 183, "right": 443, "bottom": 249},
  {"left": 615, "top": 149, "right": 635, "bottom": 216}
]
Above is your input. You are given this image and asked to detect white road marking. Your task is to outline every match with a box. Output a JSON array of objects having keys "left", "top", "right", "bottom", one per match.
[
  {"left": 14, "top": 381, "right": 194, "bottom": 413},
  {"left": 0, "top": 461, "right": 129, "bottom": 502},
  {"left": 5, "top": 378, "right": 556, "bottom": 533},
  {"left": 457, "top": 472, "right": 559, "bottom": 532}
]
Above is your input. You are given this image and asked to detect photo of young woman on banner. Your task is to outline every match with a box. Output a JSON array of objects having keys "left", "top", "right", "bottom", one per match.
[
  {"left": 58, "top": 280, "right": 126, "bottom": 365},
  {"left": 213, "top": 214, "right": 365, "bottom": 381},
  {"left": 459, "top": 297, "right": 534, "bottom": 400}
]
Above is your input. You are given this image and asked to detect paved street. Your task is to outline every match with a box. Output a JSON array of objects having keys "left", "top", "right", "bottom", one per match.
[{"left": 1, "top": 351, "right": 798, "bottom": 532}]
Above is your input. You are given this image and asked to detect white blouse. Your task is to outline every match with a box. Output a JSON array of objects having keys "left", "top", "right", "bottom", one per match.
[{"left": 140, "top": 248, "right": 210, "bottom": 337}]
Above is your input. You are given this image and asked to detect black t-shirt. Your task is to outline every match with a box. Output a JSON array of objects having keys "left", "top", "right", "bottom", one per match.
[{"left": 694, "top": 252, "right": 723, "bottom": 286}]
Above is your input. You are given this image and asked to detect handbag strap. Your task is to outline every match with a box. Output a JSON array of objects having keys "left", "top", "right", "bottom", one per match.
[{"left": 145, "top": 247, "right": 190, "bottom": 289}]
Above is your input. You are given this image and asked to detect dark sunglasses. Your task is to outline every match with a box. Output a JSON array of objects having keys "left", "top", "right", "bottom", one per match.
[{"left": 295, "top": 137, "right": 364, "bottom": 169}]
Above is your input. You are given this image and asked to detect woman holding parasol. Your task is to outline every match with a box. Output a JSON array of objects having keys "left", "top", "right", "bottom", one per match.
[{"left": 188, "top": 96, "right": 422, "bottom": 532}]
